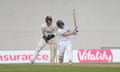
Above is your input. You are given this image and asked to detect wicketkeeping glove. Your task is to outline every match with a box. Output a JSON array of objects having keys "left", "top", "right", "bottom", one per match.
[{"left": 43, "top": 34, "right": 55, "bottom": 43}]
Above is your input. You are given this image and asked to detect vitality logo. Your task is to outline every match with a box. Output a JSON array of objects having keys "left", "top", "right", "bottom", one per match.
[{"left": 77, "top": 49, "right": 113, "bottom": 63}]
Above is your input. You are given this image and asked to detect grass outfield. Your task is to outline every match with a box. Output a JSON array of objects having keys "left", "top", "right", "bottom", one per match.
[{"left": 0, "top": 63, "right": 120, "bottom": 72}]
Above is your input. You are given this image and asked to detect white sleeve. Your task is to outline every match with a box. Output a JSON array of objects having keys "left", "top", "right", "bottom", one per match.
[
  {"left": 58, "top": 29, "right": 64, "bottom": 36},
  {"left": 40, "top": 24, "right": 46, "bottom": 36},
  {"left": 58, "top": 26, "right": 69, "bottom": 35}
]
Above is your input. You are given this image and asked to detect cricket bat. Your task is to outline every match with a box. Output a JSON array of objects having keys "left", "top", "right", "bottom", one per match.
[{"left": 73, "top": 9, "right": 78, "bottom": 32}]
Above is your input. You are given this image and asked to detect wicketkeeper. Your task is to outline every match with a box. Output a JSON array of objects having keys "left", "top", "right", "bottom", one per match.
[{"left": 30, "top": 16, "right": 57, "bottom": 64}]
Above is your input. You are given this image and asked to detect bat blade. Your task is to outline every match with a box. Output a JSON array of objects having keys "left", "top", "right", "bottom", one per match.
[
  {"left": 73, "top": 9, "right": 77, "bottom": 27},
  {"left": 73, "top": 9, "right": 79, "bottom": 32}
]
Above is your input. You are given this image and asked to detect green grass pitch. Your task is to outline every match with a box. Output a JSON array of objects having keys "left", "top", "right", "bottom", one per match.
[{"left": 0, "top": 63, "right": 120, "bottom": 72}]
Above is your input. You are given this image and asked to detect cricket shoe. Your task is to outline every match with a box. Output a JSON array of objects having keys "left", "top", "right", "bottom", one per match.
[
  {"left": 68, "top": 60, "right": 72, "bottom": 65},
  {"left": 30, "top": 60, "right": 34, "bottom": 64}
]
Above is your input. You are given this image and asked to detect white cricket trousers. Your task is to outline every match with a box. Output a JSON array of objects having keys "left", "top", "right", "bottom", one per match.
[
  {"left": 31, "top": 38, "right": 56, "bottom": 63},
  {"left": 58, "top": 40, "right": 73, "bottom": 62}
]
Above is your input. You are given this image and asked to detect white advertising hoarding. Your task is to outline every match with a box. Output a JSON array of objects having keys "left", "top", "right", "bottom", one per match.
[
  {"left": 0, "top": 49, "right": 120, "bottom": 64},
  {"left": 0, "top": 50, "right": 50, "bottom": 64}
]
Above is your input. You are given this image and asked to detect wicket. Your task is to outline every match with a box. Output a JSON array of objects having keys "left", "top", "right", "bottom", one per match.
[{"left": 49, "top": 43, "right": 58, "bottom": 64}]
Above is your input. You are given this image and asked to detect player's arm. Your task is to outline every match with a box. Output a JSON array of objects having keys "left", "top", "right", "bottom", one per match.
[
  {"left": 63, "top": 27, "right": 79, "bottom": 36},
  {"left": 40, "top": 24, "right": 45, "bottom": 36},
  {"left": 62, "top": 30, "right": 74, "bottom": 36}
]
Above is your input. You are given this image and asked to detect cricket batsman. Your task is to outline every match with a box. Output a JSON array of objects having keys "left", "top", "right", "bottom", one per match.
[
  {"left": 30, "top": 16, "right": 57, "bottom": 64},
  {"left": 56, "top": 20, "right": 78, "bottom": 64}
]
